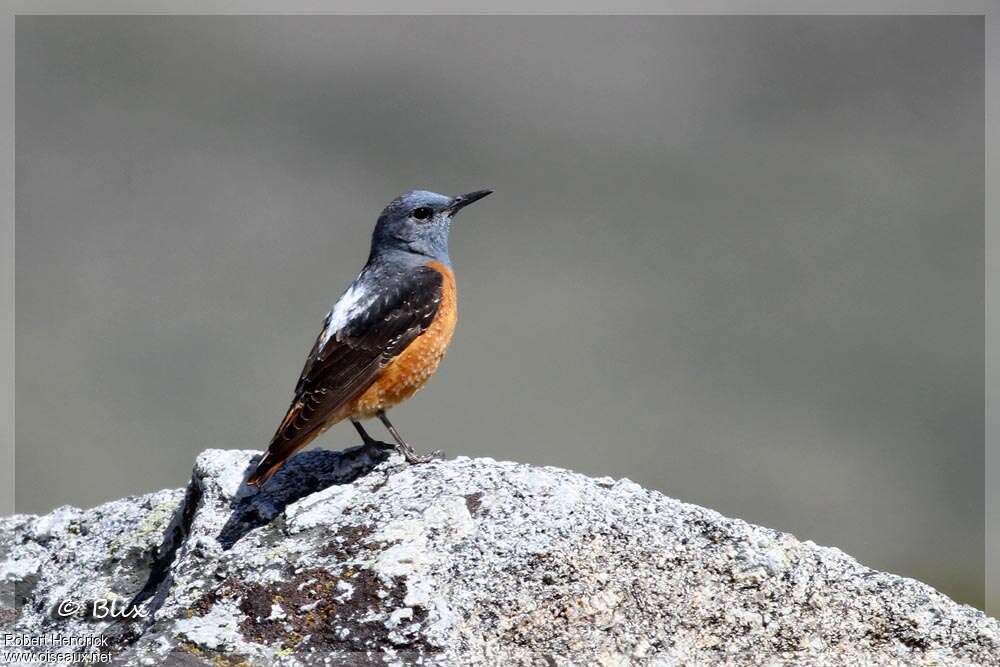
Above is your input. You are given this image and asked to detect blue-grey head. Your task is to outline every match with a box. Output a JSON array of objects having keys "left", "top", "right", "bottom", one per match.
[{"left": 369, "top": 189, "right": 492, "bottom": 267}]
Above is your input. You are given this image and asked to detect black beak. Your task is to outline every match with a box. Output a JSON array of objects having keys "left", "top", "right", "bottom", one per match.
[{"left": 447, "top": 189, "right": 493, "bottom": 214}]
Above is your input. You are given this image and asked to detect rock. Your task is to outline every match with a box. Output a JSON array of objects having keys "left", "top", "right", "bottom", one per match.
[{"left": 2, "top": 445, "right": 998, "bottom": 666}]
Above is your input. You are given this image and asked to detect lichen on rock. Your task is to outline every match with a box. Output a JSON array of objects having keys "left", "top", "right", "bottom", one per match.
[{"left": 2, "top": 445, "right": 998, "bottom": 666}]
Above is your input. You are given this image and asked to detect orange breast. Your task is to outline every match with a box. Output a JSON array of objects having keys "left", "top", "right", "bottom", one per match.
[{"left": 341, "top": 261, "right": 457, "bottom": 419}]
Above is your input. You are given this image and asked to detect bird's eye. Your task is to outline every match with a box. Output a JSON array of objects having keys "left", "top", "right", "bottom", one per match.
[{"left": 412, "top": 206, "right": 433, "bottom": 220}]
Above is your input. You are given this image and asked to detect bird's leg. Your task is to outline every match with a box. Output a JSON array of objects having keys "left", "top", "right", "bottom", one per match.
[
  {"left": 376, "top": 410, "right": 441, "bottom": 464},
  {"left": 351, "top": 419, "right": 394, "bottom": 450}
]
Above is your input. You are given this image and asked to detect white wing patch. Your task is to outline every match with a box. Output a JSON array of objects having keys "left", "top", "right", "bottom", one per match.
[{"left": 319, "top": 279, "right": 373, "bottom": 348}]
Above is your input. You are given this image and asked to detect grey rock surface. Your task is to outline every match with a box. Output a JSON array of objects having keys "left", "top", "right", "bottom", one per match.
[{"left": 2, "top": 446, "right": 998, "bottom": 666}]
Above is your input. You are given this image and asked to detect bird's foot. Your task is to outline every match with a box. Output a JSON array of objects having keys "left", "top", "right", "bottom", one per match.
[{"left": 395, "top": 443, "right": 443, "bottom": 464}]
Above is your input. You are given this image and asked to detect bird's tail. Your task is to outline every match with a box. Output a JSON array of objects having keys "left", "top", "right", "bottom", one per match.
[
  {"left": 246, "top": 448, "right": 293, "bottom": 488},
  {"left": 247, "top": 423, "right": 324, "bottom": 488}
]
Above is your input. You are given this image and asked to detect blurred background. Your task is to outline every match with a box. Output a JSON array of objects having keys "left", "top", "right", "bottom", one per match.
[{"left": 15, "top": 16, "right": 984, "bottom": 607}]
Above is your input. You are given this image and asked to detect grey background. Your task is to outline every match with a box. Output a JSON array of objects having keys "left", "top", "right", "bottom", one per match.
[{"left": 15, "top": 16, "right": 984, "bottom": 607}]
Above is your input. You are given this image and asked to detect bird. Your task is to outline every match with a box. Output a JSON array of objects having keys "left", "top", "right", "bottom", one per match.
[{"left": 246, "top": 188, "right": 493, "bottom": 488}]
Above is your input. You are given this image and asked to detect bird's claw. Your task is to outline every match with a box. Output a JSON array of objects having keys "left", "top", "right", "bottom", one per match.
[{"left": 398, "top": 445, "right": 443, "bottom": 464}]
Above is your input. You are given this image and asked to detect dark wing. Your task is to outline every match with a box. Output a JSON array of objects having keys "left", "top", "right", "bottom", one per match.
[{"left": 247, "top": 266, "right": 444, "bottom": 487}]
